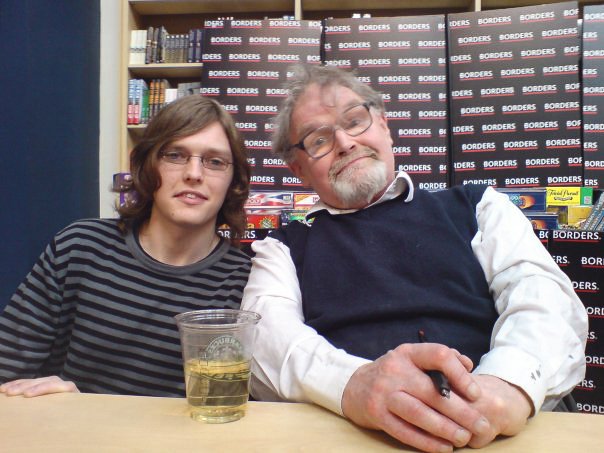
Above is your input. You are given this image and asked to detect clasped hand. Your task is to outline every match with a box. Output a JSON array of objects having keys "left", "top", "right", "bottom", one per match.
[
  {"left": 341, "top": 343, "right": 531, "bottom": 453},
  {"left": 0, "top": 376, "right": 79, "bottom": 397}
]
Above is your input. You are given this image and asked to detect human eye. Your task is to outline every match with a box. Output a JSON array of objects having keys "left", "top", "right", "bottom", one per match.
[
  {"left": 304, "top": 127, "right": 331, "bottom": 149},
  {"left": 342, "top": 105, "right": 370, "bottom": 133},
  {"left": 204, "top": 156, "right": 229, "bottom": 170},
  {"left": 162, "top": 150, "right": 188, "bottom": 164}
]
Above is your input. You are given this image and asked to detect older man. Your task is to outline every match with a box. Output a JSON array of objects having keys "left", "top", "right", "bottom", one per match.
[{"left": 242, "top": 64, "right": 587, "bottom": 453}]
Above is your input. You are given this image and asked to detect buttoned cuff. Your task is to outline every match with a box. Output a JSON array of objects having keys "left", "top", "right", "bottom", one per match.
[{"left": 474, "top": 346, "right": 546, "bottom": 414}]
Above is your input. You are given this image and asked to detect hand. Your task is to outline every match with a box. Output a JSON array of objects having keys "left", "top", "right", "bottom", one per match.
[
  {"left": 342, "top": 343, "right": 491, "bottom": 453},
  {"left": 0, "top": 376, "right": 79, "bottom": 397},
  {"left": 464, "top": 374, "right": 532, "bottom": 448}
]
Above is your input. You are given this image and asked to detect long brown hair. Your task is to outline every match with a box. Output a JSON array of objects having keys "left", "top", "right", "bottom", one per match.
[{"left": 117, "top": 95, "right": 250, "bottom": 245}]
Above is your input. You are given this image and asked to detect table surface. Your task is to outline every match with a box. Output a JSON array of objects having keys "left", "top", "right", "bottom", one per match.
[{"left": 1, "top": 393, "right": 603, "bottom": 452}]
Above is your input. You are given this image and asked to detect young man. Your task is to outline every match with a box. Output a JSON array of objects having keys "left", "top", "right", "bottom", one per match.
[
  {"left": 0, "top": 95, "right": 251, "bottom": 398},
  {"left": 242, "top": 64, "right": 588, "bottom": 453}
]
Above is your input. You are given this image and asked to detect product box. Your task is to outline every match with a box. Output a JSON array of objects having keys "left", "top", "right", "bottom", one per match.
[
  {"left": 525, "top": 212, "right": 558, "bottom": 230},
  {"left": 293, "top": 192, "right": 320, "bottom": 210},
  {"left": 246, "top": 213, "right": 281, "bottom": 229},
  {"left": 280, "top": 209, "right": 311, "bottom": 227},
  {"left": 497, "top": 188, "right": 546, "bottom": 211},
  {"left": 547, "top": 205, "right": 594, "bottom": 228},
  {"left": 245, "top": 191, "right": 294, "bottom": 210},
  {"left": 546, "top": 187, "right": 594, "bottom": 206}
]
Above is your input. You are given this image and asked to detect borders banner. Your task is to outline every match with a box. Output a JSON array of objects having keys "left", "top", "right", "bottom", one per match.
[{"left": 448, "top": 1, "right": 582, "bottom": 188}]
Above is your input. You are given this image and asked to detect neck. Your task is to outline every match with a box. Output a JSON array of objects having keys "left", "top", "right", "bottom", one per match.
[{"left": 138, "top": 220, "right": 220, "bottom": 266}]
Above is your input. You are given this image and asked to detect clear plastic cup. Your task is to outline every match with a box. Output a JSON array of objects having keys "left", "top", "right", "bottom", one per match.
[{"left": 174, "top": 309, "right": 261, "bottom": 423}]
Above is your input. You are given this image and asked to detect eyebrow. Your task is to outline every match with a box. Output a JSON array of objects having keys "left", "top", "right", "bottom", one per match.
[
  {"left": 165, "top": 144, "right": 232, "bottom": 156},
  {"left": 294, "top": 100, "right": 365, "bottom": 139}
]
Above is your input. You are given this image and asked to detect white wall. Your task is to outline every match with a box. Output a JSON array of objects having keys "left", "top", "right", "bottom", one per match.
[{"left": 99, "top": 0, "right": 121, "bottom": 217}]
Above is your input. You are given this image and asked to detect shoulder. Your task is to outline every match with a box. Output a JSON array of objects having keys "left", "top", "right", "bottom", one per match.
[
  {"left": 219, "top": 243, "right": 252, "bottom": 273},
  {"left": 53, "top": 218, "right": 124, "bottom": 247},
  {"left": 268, "top": 220, "right": 311, "bottom": 247},
  {"left": 417, "top": 184, "right": 488, "bottom": 208}
]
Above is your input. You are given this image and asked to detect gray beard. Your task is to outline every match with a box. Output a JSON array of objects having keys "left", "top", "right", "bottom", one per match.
[{"left": 330, "top": 158, "right": 388, "bottom": 208}]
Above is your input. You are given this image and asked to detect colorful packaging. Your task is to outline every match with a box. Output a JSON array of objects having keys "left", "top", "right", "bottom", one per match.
[
  {"left": 546, "top": 187, "right": 593, "bottom": 206},
  {"left": 497, "top": 188, "right": 546, "bottom": 211},
  {"left": 245, "top": 191, "right": 294, "bottom": 209}
]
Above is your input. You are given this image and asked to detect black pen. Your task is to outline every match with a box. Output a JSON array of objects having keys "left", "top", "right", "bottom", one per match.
[{"left": 418, "top": 330, "right": 451, "bottom": 399}]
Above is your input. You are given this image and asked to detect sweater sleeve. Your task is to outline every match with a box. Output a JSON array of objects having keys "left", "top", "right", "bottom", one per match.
[{"left": 0, "top": 240, "right": 64, "bottom": 382}]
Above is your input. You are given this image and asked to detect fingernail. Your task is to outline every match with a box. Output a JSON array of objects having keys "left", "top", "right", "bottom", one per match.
[
  {"left": 454, "top": 428, "right": 471, "bottom": 445},
  {"left": 437, "top": 444, "right": 453, "bottom": 453},
  {"left": 467, "top": 382, "right": 481, "bottom": 400},
  {"left": 473, "top": 417, "right": 490, "bottom": 434}
]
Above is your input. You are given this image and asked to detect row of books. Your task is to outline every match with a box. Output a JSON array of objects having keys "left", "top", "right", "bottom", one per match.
[
  {"left": 583, "top": 193, "right": 604, "bottom": 231},
  {"left": 127, "top": 79, "right": 201, "bottom": 125},
  {"left": 128, "top": 28, "right": 204, "bottom": 65}
]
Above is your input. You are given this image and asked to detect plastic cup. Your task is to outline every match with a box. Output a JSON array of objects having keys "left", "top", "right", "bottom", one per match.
[{"left": 174, "top": 309, "right": 261, "bottom": 423}]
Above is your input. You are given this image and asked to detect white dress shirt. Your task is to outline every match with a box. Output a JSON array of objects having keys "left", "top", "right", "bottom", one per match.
[{"left": 242, "top": 172, "right": 588, "bottom": 416}]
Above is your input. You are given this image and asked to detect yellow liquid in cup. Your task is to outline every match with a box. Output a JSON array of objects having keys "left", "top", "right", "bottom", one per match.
[{"left": 185, "top": 359, "right": 251, "bottom": 423}]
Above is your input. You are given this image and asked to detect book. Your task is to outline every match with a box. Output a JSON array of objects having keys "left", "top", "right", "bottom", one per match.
[
  {"left": 144, "top": 27, "right": 154, "bottom": 64},
  {"left": 583, "top": 192, "right": 604, "bottom": 231}
]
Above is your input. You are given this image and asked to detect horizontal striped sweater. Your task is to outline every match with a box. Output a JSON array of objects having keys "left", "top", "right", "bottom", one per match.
[{"left": 0, "top": 219, "right": 251, "bottom": 397}]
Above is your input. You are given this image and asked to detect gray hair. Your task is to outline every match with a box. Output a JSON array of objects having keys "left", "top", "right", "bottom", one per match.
[{"left": 271, "top": 64, "right": 386, "bottom": 163}]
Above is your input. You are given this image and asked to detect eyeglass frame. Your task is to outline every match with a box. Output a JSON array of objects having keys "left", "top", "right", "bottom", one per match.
[
  {"left": 158, "top": 150, "right": 233, "bottom": 172},
  {"left": 287, "top": 101, "right": 375, "bottom": 160}
]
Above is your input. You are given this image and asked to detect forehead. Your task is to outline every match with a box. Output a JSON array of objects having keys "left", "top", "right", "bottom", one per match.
[
  {"left": 290, "top": 84, "right": 364, "bottom": 132},
  {"left": 168, "top": 121, "right": 231, "bottom": 152}
]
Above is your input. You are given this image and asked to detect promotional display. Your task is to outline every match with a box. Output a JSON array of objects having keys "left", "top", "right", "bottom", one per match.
[
  {"left": 582, "top": 5, "right": 604, "bottom": 190},
  {"left": 323, "top": 16, "right": 449, "bottom": 190},
  {"left": 200, "top": 19, "right": 323, "bottom": 190},
  {"left": 547, "top": 230, "right": 604, "bottom": 414},
  {"left": 448, "top": 1, "right": 582, "bottom": 188}
]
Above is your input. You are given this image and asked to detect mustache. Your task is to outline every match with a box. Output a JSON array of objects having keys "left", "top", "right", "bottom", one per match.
[{"left": 329, "top": 147, "right": 379, "bottom": 179}]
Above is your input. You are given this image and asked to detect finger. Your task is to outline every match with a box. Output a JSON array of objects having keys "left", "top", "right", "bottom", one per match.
[
  {"left": 388, "top": 391, "right": 471, "bottom": 449},
  {"left": 468, "top": 429, "right": 498, "bottom": 449},
  {"left": 400, "top": 368, "right": 491, "bottom": 440},
  {"left": 412, "top": 345, "right": 481, "bottom": 402},
  {"left": 23, "top": 379, "right": 79, "bottom": 397},
  {"left": 450, "top": 349, "right": 474, "bottom": 372},
  {"left": 380, "top": 407, "right": 455, "bottom": 453},
  {"left": 0, "top": 379, "right": 35, "bottom": 396}
]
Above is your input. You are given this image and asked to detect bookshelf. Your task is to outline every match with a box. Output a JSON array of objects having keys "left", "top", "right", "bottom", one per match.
[{"left": 119, "top": 0, "right": 597, "bottom": 169}]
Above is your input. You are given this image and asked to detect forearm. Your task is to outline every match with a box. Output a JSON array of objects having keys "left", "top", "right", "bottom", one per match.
[
  {"left": 243, "top": 237, "right": 368, "bottom": 414},
  {"left": 473, "top": 188, "right": 588, "bottom": 411},
  {"left": 245, "top": 294, "right": 368, "bottom": 414}
]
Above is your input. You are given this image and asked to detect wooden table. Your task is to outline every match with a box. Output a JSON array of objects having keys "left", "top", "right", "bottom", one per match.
[{"left": 1, "top": 393, "right": 602, "bottom": 452}]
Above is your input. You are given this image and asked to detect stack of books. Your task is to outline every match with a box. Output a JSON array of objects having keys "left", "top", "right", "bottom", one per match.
[
  {"left": 583, "top": 192, "right": 604, "bottom": 231},
  {"left": 129, "top": 27, "right": 204, "bottom": 65}
]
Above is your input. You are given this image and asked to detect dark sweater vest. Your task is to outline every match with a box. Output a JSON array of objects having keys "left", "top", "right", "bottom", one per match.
[{"left": 270, "top": 184, "right": 498, "bottom": 366}]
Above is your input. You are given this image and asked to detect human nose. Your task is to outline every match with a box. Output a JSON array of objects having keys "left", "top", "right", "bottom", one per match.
[
  {"left": 183, "top": 156, "right": 205, "bottom": 181},
  {"left": 332, "top": 127, "right": 357, "bottom": 156}
]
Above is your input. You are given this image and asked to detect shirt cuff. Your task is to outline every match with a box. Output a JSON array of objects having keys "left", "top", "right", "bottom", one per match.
[
  {"left": 302, "top": 349, "right": 370, "bottom": 416},
  {"left": 474, "top": 346, "right": 546, "bottom": 414}
]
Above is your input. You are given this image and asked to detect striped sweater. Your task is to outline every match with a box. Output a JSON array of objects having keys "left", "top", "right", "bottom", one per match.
[{"left": 0, "top": 219, "right": 251, "bottom": 397}]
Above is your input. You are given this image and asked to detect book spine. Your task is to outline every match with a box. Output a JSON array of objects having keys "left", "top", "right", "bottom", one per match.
[
  {"left": 583, "top": 193, "right": 604, "bottom": 230},
  {"left": 127, "top": 79, "right": 134, "bottom": 124},
  {"left": 128, "top": 30, "right": 138, "bottom": 65},
  {"left": 187, "top": 29, "right": 195, "bottom": 63},
  {"left": 144, "top": 27, "right": 154, "bottom": 64},
  {"left": 591, "top": 207, "right": 604, "bottom": 231}
]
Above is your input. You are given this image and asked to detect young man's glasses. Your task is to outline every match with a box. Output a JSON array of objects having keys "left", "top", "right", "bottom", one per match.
[
  {"left": 159, "top": 150, "right": 232, "bottom": 172},
  {"left": 288, "top": 102, "right": 374, "bottom": 160}
]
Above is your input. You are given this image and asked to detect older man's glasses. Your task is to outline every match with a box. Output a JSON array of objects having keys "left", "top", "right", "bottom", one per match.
[
  {"left": 289, "top": 102, "right": 374, "bottom": 160},
  {"left": 159, "top": 150, "right": 232, "bottom": 172}
]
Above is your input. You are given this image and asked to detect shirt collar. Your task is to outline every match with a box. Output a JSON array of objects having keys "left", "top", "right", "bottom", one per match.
[{"left": 305, "top": 171, "right": 415, "bottom": 219}]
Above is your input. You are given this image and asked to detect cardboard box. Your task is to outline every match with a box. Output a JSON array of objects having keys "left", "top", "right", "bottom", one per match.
[
  {"left": 525, "top": 212, "right": 558, "bottom": 230},
  {"left": 497, "top": 188, "right": 546, "bottom": 211},
  {"left": 546, "top": 187, "right": 593, "bottom": 206}
]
